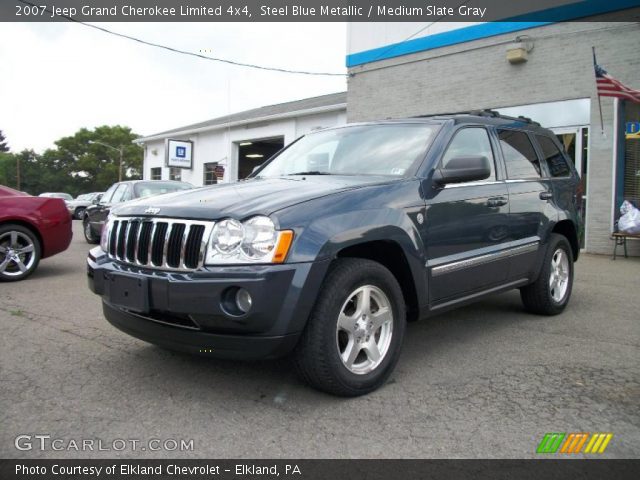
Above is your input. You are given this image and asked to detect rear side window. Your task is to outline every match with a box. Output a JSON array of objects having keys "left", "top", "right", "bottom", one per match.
[
  {"left": 536, "top": 135, "right": 572, "bottom": 177},
  {"left": 442, "top": 127, "right": 496, "bottom": 180},
  {"left": 498, "top": 130, "right": 541, "bottom": 179}
]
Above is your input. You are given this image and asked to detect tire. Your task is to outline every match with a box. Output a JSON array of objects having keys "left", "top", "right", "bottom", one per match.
[
  {"left": 74, "top": 207, "right": 85, "bottom": 220},
  {"left": 294, "top": 258, "right": 406, "bottom": 396},
  {"left": 83, "top": 216, "right": 99, "bottom": 244},
  {"left": 520, "top": 233, "right": 574, "bottom": 315},
  {"left": 0, "top": 224, "right": 42, "bottom": 282}
]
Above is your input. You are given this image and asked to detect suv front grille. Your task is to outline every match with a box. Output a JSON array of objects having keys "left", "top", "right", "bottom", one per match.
[{"left": 106, "top": 217, "right": 214, "bottom": 271}]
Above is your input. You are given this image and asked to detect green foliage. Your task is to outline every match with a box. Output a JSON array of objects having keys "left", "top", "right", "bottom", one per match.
[
  {"left": 0, "top": 130, "right": 8, "bottom": 152},
  {"left": 0, "top": 125, "right": 143, "bottom": 196}
]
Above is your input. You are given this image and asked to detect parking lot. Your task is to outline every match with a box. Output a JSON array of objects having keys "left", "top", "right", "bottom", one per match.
[{"left": 1, "top": 220, "right": 639, "bottom": 458}]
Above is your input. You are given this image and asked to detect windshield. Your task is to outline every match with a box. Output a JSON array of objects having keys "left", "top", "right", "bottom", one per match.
[
  {"left": 134, "top": 181, "right": 193, "bottom": 199},
  {"left": 256, "top": 124, "right": 438, "bottom": 178}
]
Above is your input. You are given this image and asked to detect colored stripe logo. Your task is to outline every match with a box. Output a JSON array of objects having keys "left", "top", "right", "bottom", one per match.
[{"left": 537, "top": 433, "right": 613, "bottom": 454}]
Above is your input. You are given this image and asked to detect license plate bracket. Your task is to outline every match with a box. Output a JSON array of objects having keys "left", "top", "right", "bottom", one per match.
[{"left": 106, "top": 272, "right": 149, "bottom": 313}]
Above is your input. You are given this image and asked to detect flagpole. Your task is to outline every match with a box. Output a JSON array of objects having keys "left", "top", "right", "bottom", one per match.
[{"left": 592, "top": 46, "right": 605, "bottom": 136}]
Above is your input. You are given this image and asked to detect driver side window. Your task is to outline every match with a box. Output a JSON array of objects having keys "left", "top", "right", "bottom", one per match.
[{"left": 441, "top": 128, "right": 496, "bottom": 181}]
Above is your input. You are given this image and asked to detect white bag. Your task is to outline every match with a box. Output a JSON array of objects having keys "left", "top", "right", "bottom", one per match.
[{"left": 618, "top": 201, "right": 640, "bottom": 234}]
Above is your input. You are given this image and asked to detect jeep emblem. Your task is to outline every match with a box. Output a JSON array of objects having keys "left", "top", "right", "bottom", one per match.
[{"left": 144, "top": 207, "right": 160, "bottom": 215}]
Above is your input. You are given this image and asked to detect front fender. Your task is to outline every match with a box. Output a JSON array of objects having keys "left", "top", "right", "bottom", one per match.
[{"left": 284, "top": 207, "right": 428, "bottom": 312}]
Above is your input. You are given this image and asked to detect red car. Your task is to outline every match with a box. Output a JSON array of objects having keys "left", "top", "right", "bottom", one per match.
[{"left": 0, "top": 185, "right": 73, "bottom": 281}]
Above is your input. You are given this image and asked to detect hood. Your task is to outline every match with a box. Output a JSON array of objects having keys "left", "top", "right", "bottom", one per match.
[{"left": 113, "top": 176, "right": 397, "bottom": 220}]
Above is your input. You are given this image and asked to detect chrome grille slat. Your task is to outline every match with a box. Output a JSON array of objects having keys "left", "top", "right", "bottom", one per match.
[
  {"left": 162, "top": 222, "right": 173, "bottom": 268},
  {"left": 116, "top": 220, "right": 128, "bottom": 260},
  {"left": 126, "top": 220, "right": 139, "bottom": 262},
  {"left": 106, "top": 217, "right": 213, "bottom": 272},
  {"left": 179, "top": 224, "right": 191, "bottom": 269},
  {"left": 147, "top": 222, "right": 157, "bottom": 267}
]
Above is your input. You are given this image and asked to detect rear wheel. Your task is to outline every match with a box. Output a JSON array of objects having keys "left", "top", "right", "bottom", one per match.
[
  {"left": 83, "top": 216, "right": 99, "bottom": 244},
  {"left": 520, "top": 233, "right": 574, "bottom": 315},
  {"left": 74, "top": 207, "right": 86, "bottom": 220},
  {"left": 294, "top": 258, "right": 406, "bottom": 396},
  {"left": 0, "top": 224, "right": 41, "bottom": 282}
]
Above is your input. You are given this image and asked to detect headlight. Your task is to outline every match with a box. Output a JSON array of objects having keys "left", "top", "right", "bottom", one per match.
[
  {"left": 241, "top": 216, "right": 277, "bottom": 259},
  {"left": 210, "top": 219, "right": 244, "bottom": 254},
  {"left": 100, "top": 216, "right": 113, "bottom": 252},
  {"left": 205, "top": 216, "right": 293, "bottom": 265}
]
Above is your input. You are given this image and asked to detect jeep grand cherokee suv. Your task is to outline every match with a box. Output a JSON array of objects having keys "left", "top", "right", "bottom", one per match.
[{"left": 87, "top": 111, "right": 581, "bottom": 396}]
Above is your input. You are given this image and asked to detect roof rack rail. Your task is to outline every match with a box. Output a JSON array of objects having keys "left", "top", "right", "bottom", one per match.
[
  {"left": 469, "top": 109, "right": 540, "bottom": 125},
  {"left": 412, "top": 109, "right": 540, "bottom": 126}
]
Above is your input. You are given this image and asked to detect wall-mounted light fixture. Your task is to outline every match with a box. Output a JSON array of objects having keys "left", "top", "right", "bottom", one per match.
[{"left": 506, "top": 35, "right": 534, "bottom": 64}]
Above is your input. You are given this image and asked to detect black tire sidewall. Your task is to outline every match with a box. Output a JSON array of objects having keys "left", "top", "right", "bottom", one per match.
[
  {"left": 0, "top": 224, "right": 41, "bottom": 282},
  {"left": 315, "top": 260, "right": 406, "bottom": 394},
  {"left": 83, "top": 217, "right": 98, "bottom": 243}
]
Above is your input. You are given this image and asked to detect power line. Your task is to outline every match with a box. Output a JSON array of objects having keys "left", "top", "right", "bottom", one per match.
[{"left": 17, "top": 0, "right": 347, "bottom": 77}]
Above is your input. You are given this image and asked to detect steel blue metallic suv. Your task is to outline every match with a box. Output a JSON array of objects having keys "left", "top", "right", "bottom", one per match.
[{"left": 87, "top": 111, "right": 581, "bottom": 396}]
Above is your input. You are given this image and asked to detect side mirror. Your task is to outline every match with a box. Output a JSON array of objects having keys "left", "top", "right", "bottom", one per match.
[
  {"left": 433, "top": 155, "right": 491, "bottom": 186},
  {"left": 92, "top": 198, "right": 100, "bottom": 205}
]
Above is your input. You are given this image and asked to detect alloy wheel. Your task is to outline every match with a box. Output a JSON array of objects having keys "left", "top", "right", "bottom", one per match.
[
  {"left": 0, "top": 231, "right": 37, "bottom": 278},
  {"left": 549, "top": 248, "right": 570, "bottom": 303},
  {"left": 335, "top": 285, "right": 394, "bottom": 375}
]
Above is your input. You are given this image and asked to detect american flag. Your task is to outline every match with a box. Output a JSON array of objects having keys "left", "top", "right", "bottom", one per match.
[{"left": 595, "top": 64, "right": 640, "bottom": 103}]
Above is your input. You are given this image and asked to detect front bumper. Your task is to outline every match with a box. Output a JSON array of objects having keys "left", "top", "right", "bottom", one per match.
[{"left": 87, "top": 248, "right": 329, "bottom": 359}]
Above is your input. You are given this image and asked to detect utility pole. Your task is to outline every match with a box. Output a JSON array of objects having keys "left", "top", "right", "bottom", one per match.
[
  {"left": 89, "top": 140, "right": 125, "bottom": 182},
  {"left": 16, "top": 155, "right": 20, "bottom": 191},
  {"left": 119, "top": 147, "right": 123, "bottom": 182}
]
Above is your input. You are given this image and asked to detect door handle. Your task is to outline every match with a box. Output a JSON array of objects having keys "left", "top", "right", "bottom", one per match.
[
  {"left": 539, "top": 191, "right": 553, "bottom": 201},
  {"left": 487, "top": 196, "right": 508, "bottom": 207}
]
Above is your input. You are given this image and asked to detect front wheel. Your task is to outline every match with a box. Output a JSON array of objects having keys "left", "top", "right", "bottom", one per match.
[
  {"left": 520, "top": 233, "right": 574, "bottom": 315},
  {"left": 74, "top": 207, "right": 86, "bottom": 220},
  {"left": 294, "top": 258, "right": 406, "bottom": 396},
  {"left": 83, "top": 216, "right": 99, "bottom": 244},
  {"left": 0, "top": 224, "right": 41, "bottom": 282}
]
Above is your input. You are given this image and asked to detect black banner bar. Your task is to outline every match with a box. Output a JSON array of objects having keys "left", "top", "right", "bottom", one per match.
[
  {"left": 2, "top": 459, "right": 640, "bottom": 480},
  {"left": 4, "top": 0, "right": 640, "bottom": 22}
]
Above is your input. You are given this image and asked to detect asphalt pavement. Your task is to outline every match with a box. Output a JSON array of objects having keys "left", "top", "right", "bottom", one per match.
[{"left": 1, "top": 220, "right": 639, "bottom": 458}]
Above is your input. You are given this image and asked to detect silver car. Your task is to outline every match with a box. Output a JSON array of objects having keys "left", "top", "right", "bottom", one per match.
[{"left": 66, "top": 192, "right": 103, "bottom": 219}]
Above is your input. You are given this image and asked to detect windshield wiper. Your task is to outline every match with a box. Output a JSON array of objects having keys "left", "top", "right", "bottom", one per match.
[{"left": 286, "top": 171, "right": 332, "bottom": 176}]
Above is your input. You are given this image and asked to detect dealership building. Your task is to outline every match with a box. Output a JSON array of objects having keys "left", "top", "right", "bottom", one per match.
[
  {"left": 136, "top": 92, "right": 346, "bottom": 186},
  {"left": 138, "top": 14, "right": 638, "bottom": 256}
]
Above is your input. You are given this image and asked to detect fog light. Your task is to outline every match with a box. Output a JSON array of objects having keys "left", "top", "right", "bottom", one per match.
[{"left": 236, "top": 288, "right": 252, "bottom": 313}]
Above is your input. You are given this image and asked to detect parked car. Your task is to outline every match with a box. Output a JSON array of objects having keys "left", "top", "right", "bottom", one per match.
[
  {"left": 87, "top": 111, "right": 581, "bottom": 396},
  {"left": 83, "top": 180, "right": 193, "bottom": 244},
  {"left": 1, "top": 185, "right": 73, "bottom": 281},
  {"left": 66, "top": 192, "right": 103, "bottom": 220},
  {"left": 38, "top": 192, "right": 73, "bottom": 201}
]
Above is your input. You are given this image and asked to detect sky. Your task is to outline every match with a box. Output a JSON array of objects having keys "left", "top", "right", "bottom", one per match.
[{"left": 0, "top": 22, "right": 347, "bottom": 152}]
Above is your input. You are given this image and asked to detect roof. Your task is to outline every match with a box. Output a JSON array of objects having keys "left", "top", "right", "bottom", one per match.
[{"left": 137, "top": 92, "right": 347, "bottom": 143}]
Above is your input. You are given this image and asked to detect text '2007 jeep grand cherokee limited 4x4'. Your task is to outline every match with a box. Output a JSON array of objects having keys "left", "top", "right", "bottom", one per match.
[{"left": 87, "top": 111, "right": 581, "bottom": 396}]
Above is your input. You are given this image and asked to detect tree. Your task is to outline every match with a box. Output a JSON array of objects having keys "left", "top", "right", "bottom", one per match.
[
  {"left": 0, "top": 126, "right": 142, "bottom": 194},
  {"left": 0, "top": 130, "right": 9, "bottom": 152},
  {"left": 55, "top": 125, "right": 143, "bottom": 192}
]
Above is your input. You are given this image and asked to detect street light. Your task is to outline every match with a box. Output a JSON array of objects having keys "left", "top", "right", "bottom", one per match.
[{"left": 89, "top": 140, "right": 125, "bottom": 182}]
